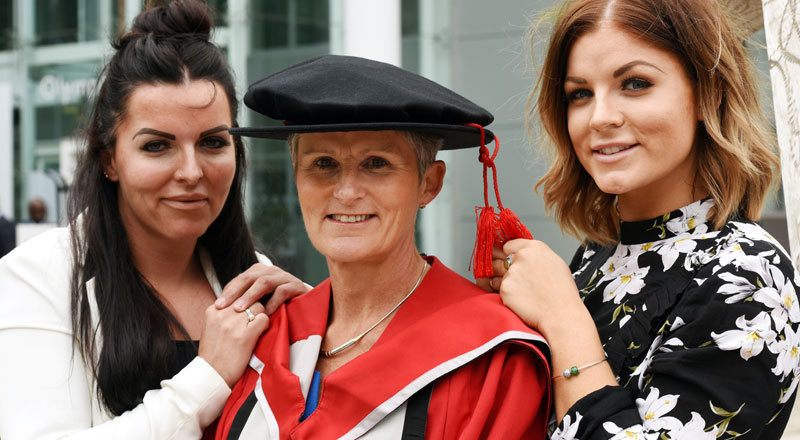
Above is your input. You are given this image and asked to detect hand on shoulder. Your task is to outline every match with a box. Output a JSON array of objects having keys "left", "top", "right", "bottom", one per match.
[
  {"left": 482, "top": 238, "right": 587, "bottom": 337},
  {"left": 214, "top": 263, "right": 311, "bottom": 315}
]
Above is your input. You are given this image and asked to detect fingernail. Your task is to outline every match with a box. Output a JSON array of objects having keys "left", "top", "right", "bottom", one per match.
[
  {"left": 215, "top": 297, "right": 226, "bottom": 307},
  {"left": 234, "top": 300, "right": 246, "bottom": 311}
]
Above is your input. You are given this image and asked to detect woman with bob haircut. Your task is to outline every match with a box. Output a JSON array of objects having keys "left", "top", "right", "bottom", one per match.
[
  {"left": 0, "top": 1, "right": 307, "bottom": 438},
  {"left": 486, "top": 0, "right": 800, "bottom": 438}
]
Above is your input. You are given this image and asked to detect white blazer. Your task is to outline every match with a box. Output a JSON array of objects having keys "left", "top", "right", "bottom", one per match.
[{"left": 0, "top": 227, "right": 272, "bottom": 439}]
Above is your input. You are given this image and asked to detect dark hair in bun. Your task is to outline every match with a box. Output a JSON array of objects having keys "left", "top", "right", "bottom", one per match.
[
  {"left": 130, "top": 0, "right": 212, "bottom": 38},
  {"left": 67, "top": 0, "right": 256, "bottom": 415}
]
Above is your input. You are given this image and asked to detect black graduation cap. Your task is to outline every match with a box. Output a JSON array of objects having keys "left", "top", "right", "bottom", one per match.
[{"left": 231, "top": 55, "right": 494, "bottom": 150}]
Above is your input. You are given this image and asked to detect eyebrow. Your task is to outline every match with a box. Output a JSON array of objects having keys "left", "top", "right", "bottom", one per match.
[
  {"left": 299, "top": 140, "right": 405, "bottom": 155},
  {"left": 299, "top": 146, "right": 402, "bottom": 156},
  {"left": 131, "top": 125, "right": 230, "bottom": 140},
  {"left": 613, "top": 60, "right": 663, "bottom": 78},
  {"left": 564, "top": 76, "right": 586, "bottom": 85},
  {"left": 200, "top": 125, "right": 230, "bottom": 137},
  {"left": 132, "top": 128, "right": 175, "bottom": 140},
  {"left": 564, "top": 60, "right": 664, "bottom": 85}
]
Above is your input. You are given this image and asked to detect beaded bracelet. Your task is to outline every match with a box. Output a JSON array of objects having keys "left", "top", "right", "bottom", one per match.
[{"left": 552, "top": 357, "right": 607, "bottom": 379}]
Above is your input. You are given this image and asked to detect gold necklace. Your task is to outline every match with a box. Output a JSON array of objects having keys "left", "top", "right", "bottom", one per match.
[{"left": 320, "top": 261, "right": 428, "bottom": 357}]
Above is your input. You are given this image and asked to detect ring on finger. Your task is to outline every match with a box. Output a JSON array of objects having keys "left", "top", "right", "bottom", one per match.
[
  {"left": 504, "top": 254, "right": 513, "bottom": 270},
  {"left": 245, "top": 308, "right": 256, "bottom": 323}
]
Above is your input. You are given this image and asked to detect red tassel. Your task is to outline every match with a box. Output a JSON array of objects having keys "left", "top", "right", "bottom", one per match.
[
  {"left": 497, "top": 208, "right": 533, "bottom": 242},
  {"left": 471, "top": 206, "right": 497, "bottom": 279},
  {"left": 466, "top": 123, "right": 532, "bottom": 279}
]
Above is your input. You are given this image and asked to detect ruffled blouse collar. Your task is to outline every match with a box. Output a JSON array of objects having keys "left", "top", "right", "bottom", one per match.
[{"left": 619, "top": 198, "right": 715, "bottom": 245}]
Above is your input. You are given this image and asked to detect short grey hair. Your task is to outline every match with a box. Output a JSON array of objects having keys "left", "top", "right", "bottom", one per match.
[{"left": 287, "top": 131, "right": 444, "bottom": 180}]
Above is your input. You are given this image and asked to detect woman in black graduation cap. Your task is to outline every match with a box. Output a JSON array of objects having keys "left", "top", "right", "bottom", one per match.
[{"left": 214, "top": 55, "right": 551, "bottom": 439}]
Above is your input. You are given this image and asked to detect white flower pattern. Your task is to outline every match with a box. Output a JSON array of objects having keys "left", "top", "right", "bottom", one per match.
[
  {"left": 712, "top": 312, "right": 777, "bottom": 360},
  {"left": 601, "top": 261, "right": 650, "bottom": 304},
  {"left": 769, "top": 324, "right": 800, "bottom": 379},
  {"left": 602, "top": 422, "right": 657, "bottom": 440},
  {"left": 637, "top": 387, "right": 682, "bottom": 432},
  {"left": 670, "top": 412, "right": 718, "bottom": 439},
  {"left": 552, "top": 412, "right": 583, "bottom": 439},
  {"left": 665, "top": 198, "right": 713, "bottom": 235},
  {"left": 554, "top": 199, "right": 800, "bottom": 440},
  {"left": 656, "top": 234, "right": 698, "bottom": 271},
  {"left": 717, "top": 271, "right": 758, "bottom": 304},
  {"left": 753, "top": 265, "right": 800, "bottom": 332}
]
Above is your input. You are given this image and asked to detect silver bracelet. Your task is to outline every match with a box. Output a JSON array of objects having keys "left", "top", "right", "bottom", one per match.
[{"left": 552, "top": 357, "right": 607, "bottom": 379}]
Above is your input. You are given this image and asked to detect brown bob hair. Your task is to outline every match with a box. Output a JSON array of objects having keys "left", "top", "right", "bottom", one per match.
[{"left": 529, "top": 0, "right": 778, "bottom": 244}]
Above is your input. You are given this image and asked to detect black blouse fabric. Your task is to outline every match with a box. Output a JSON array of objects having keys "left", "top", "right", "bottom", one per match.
[
  {"left": 169, "top": 340, "right": 199, "bottom": 380},
  {"left": 552, "top": 199, "right": 800, "bottom": 439}
]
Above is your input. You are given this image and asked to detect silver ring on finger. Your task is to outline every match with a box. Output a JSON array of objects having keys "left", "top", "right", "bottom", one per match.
[
  {"left": 504, "top": 254, "right": 513, "bottom": 270},
  {"left": 245, "top": 307, "right": 256, "bottom": 323}
]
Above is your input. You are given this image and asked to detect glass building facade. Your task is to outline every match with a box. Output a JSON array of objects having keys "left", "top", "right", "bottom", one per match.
[{"left": 0, "top": 0, "right": 789, "bottom": 287}]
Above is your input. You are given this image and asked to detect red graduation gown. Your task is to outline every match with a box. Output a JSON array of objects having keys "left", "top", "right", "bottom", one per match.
[{"left": 216, "top": 257, "right": 551, "bottom": 439}]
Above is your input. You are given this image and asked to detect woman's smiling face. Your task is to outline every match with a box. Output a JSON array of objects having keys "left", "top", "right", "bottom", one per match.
[
  {"left": 565, "top": 22, "right": 702, "bottom": 219},
  {"left": 104, "top": 80, "right": 236, "bottom": 245},
  {"left": 293, "top": 130, "right": 443, "bottom": 265}
]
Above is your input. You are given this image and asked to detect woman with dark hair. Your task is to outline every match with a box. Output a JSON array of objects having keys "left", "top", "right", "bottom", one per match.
[
  {"left": 0, "top": 1, "right": 307, "bottom": 438},
  {"left": 485, "top": 0, "right": 800, "bottom": 438}
]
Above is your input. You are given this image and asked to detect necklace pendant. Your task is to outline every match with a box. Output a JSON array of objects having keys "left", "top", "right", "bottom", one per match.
[
  {"left": 319, "top": 261, "right": 428, "bottom": 358},
  {"left": 321, "top": 337, "right": 359, "bottom": 357}
]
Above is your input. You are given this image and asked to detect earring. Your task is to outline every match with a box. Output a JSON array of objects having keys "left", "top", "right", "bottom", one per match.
[
  {"left": 419, "top": 203, "right": 426, "bottom": 209},
  {"left": 103, "top": 172, "right": 109, "bottom": 179}
]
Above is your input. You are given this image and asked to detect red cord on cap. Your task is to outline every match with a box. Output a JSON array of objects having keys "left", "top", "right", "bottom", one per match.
[{"left": 465, "top": 123, "right": 533, "bottom": 279}]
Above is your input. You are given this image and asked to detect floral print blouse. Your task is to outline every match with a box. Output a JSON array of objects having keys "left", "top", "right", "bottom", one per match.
[{"left": 552, "top": 199, "right": 800, "bottom": 439}]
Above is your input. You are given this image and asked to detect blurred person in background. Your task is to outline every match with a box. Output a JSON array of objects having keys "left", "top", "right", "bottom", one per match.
[{"left": 27, "top": 197, "right": 47, "bottom": 223}]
